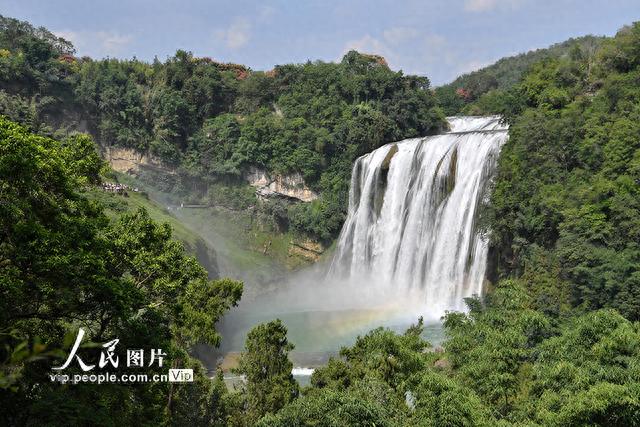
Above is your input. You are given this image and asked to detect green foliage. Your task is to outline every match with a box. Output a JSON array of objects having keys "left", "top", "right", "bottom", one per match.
[
  {"left": 288, "top": 198, "right": 345, "bottom": 241},
  {"left": 311, "top": 318, "right": 429, "bottom": 391},
  {"left": 437, "top": 35, "right": 604, "bottom": 115},
  {"left": 440, "top": 285, "right": 640, "bottom": 425},
  {"left": 486, "top": 22, "right": 640, "bottom": 321},
  {"left": 444, "top": 282, "right": 552, "bottom": 414},
  {"left": 179, "top": 278, "right": 243, "bottom": 347},
  {"left": 206, "top": 182, "right": 257, "bottom": 211},
  {"left": 186, "top": 114, "right": 244, "bottom": 176},
  {"left": 0, "top": 117, "right": 243, "bottom": 424},
  {"left": 411, "top": 370, "right": 495, "bottom": 426},
  {"left": 235, "top": 319, "right": 299, "bottom": 423},
  {"left": 257, "top": 387, "right": 399, "bottom": 427},
  {"left": 22, "top": 293, "right": 621, "bottom": 427},
  {"left": 0, "top": 16, "right": 446, "bottom": 240},
  {"left": 0, "top": 15, "right": 80, "bottom": 139},
  {"left": 267, "top": 318, "right": 503, "bottom": 426},
  {"left": 0, "top": 14, "right": 75, "bottom": 94},
  {"left": 528, "top": 310, "right": 640, "bottom": 426},
  {"left": 300, "top": 320, "right": 430, "bottom": 425}
]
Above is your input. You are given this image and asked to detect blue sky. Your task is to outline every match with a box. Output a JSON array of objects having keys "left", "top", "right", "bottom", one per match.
[{"left": 2, "top": 0, "right": 639, "bottom": 85}]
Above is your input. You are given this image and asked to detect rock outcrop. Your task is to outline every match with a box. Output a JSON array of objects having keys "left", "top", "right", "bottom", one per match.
[
  {"left": 244, "top": 167, "right": 318, "bottom": 202},
  {"left": 103, "top": 147, "right": 174, "bottom": 175},
  {"left": 288, "top": 239, "right": 325, "bottom": 262}
]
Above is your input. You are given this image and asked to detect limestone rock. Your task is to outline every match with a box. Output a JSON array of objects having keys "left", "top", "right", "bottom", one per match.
[
  {"left": 103, "top": 147, "right": 174, "bottom": 175},
  {"left": 244, "top": 166, "right": 318, "bottom": 202}
]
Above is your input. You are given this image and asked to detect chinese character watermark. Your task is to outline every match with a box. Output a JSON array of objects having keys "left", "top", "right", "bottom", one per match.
[
  {"left": 52, "top": 328, "right": 167, "bottom": 372},
  {"left": 127, "top": 349, "right": 144, "bottom": 367}
]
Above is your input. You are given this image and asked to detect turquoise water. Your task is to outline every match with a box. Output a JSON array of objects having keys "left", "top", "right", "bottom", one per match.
[
  {"left": 214, "top": 307, "right": 445, "bottom": 386},
  {"left": 215, "top": 307, "right": 445, "bottom": 366}
]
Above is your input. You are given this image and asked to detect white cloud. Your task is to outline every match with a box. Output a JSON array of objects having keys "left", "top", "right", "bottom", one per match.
[
  {"left": 53, "top": 30, "right": 133, "bottom": 56},
  {"left": 215, "top": 18, "right": 251, "bottom": 49},
  {"left": 343, "top": 34, "right": 388, "bottom": 55},
  {"left": 54, "top": 30, "right": 80, "bottom": 47},
  {"left": 383, "top": 27, "right": 419, "bottom": 45},
  {"left": 464, "top": 0, "right": 525, "bottom": 12},
  {"left": 96, "top": 32, "right": 133, "bottom": 55}
]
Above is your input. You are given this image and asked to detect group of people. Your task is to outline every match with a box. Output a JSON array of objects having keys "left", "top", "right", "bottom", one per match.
[{"left": 101, "top": 182, "right": 139, "bottom": 195}]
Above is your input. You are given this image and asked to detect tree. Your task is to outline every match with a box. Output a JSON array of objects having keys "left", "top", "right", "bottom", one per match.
[
  {"left": 411, "top": 371, "right": 495, "bottom": 426},
  {"left": 443, "top": 281, "right": 551, "bottom": 414},
  {"left": 257, "top": 387, "right": 398, "bottom": 427},
  {"left": 529, "top": 310, "right": 640, "bottom": 426},
  {"left": 235, "top": 320, "right": 298, "bottom": 423},
  {"left": 0, "top": 117, "right": 243, "bottom": 425}
]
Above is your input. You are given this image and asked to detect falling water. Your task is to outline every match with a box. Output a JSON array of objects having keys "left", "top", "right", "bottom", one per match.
[{"left": 329, "top": 116, "right": 508, "bottom": 316}]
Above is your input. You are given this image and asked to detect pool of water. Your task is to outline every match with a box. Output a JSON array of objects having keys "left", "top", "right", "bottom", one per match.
[
  {"left": 204, "top": 306, "right": 446, "bottom": 388},
  {"left": 220, "top": 308, "right": 444, "bottom": 353},
  {"left": 195, "top": 305, "right": 446, "bottom": 381}
]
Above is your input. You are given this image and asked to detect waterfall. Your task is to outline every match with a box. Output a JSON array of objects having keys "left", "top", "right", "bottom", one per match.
[{"left": 328, "top": 116, "right": 508, "bottom": 316}]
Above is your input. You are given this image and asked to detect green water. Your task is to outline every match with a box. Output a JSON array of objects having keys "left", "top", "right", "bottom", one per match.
[{"left": 216, "top": 308, "right": 445, "bottom": 368}]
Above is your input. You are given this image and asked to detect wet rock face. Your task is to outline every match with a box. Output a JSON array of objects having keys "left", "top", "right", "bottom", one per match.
[{"left": 244, "top": 166, "right": 318, "bottom": 202}]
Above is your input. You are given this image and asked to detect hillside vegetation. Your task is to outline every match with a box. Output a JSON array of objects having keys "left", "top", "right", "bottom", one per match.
[
  {"left": 484, "top": 23, "right": 640, "bottom": 321},
  {"left": 0, "top": 14, "right": 445, "bottom": 242},
  {"left": 1, "top": 13, "right": 640, "bottom": 426},
  {"left": 87, "top": 182, "right": 221, "bottom": 277},
  {"left": 435, "top": 35, "right": 604, "bottom": 115},
  {"left": 0, "top": 117, "right": 243, "bottom": 424}
]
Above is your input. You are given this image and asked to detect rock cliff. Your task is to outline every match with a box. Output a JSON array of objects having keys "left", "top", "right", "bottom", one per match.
[
  {"left": 244, "top": 167, "right": 318, "bottom": 202},
  {"left": 103, "top": 147, "right": 174, "bottom": 175}
]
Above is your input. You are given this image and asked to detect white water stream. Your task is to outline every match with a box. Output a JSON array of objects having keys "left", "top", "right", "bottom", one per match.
[{"left": 329, "top": 116, "right": 508, "bottom": 316}]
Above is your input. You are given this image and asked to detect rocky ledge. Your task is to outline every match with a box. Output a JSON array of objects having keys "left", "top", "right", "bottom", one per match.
[
  {"left": 288, "top": 239, "right": 325, "bottom": 262},
  {"left": 103, "top": 147, "right": 174, "bottom": 175},
  {"left": 244, "top": 167, "right": 318, "bottom": 202}
]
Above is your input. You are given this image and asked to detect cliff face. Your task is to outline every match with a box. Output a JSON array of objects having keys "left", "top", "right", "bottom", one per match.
[
  {"left": 103, "top": 147, "right": 174, "bottom": 175},
  {"left": 104, "top": 149, "right": 317, "bottom": 204},
  {"left": 102, "top": 149, "right": 325, "bottom": 264},
  {"left": 244, "top": 167, "right": 318, "bottom": 202}
]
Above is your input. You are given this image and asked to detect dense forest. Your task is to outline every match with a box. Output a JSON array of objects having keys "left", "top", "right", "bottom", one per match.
[
  {"left": 434, "top": 35, "right": 605, "bottom": 115},
  {"left": 1, "top": 13, "right": 640, "bottom": 427},
  {"left": 481, "top": 23, "right": 640, "bottom": 322},
  {"left": 0, "top": 14, "right": 445, "bottom": 241},
  {"left": 0, "top": 116, "right": 244, "bottom": 423}
]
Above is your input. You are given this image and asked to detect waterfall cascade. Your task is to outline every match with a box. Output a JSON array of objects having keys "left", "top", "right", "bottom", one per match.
[{"left": 329, "top": 116, "right": 508, "bottom": 316}]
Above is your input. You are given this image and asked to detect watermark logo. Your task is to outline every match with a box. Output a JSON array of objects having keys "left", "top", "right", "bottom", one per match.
[
  {"left": 168, "top": 369, "right": 193, "bottom": 382},
  {"left": 50, "top": 328, "right": 191, "bottom": 384}
]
